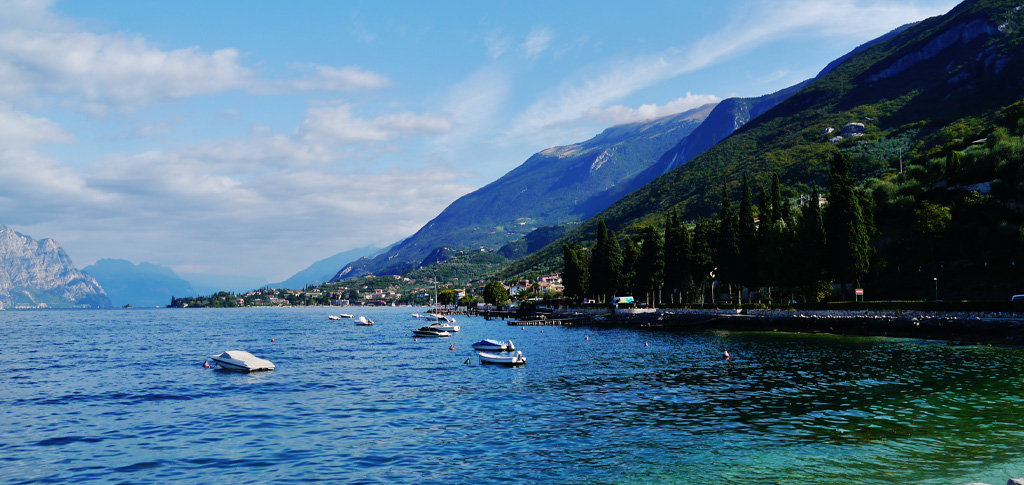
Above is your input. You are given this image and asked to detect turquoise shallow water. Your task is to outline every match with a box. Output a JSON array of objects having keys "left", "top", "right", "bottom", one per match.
[{"left": 2, "top": 307, "right": 1024, "bottom": 484}]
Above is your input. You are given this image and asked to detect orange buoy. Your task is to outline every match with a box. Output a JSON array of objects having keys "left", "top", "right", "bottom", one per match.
[
  {"left": 271, "top": 338, "right": 275, "bottom": 342},
  {"left": 414, "top": 337, "right": 418, "bottom": 342},
  {"left": 522, "top": 327, "right": 525, "bottom": 330}
]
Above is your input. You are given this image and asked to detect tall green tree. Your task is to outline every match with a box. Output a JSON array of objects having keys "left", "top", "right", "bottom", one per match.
[
  {"left": 717, "top": 183, "right": 741, "bottom": 301},
  {"left": 588, "top": 220, "right": 615, "bottom": 302},
  {"left": 483, "top": 281, "right": 509, "bottom": 307},
  {"left": 738, "top": 174, "right": 759, "bottom": 299},
  {"left": 770, "top": 173, "right": 783, "bottom": 223},
  {"left": 690, "top": 218, "right": 719, "bottom": 303},
  {"left": 635, "top": 225, "right": 665, "bottom": 306},
  {"left": 796, "top": 185, "right": 828, "bottom": 301},
  {"left": 824, "top": 152, "right": 871, "bottom": 297},
  {"left": 562, "top": 243, "right": 589, "bottom": 300},
  {"left": 663, "top": 209, "right": 690, "bottom": 304},
  {"left": 620, "top": 235, "right": 640, "bottom": 298},
  {"left": 437, "top": 289, "right": 456, "bottom": 307}
]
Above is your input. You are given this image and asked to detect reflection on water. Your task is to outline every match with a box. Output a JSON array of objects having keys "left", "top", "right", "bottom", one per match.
[{"left": 1, "top": 307, "right": 1023, "bottom": 484}]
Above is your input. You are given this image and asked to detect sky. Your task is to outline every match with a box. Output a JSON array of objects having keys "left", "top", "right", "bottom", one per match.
[{"left": 0, "top": 0, "right": 960, "bottom": 290}]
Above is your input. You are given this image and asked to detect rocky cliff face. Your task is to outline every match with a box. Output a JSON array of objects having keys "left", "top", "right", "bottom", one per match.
[{"left": 0, "top": 225, "right": 111, "bottom": 308}]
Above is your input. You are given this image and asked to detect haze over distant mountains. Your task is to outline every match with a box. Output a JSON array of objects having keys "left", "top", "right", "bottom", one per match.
[{"left": 82, "top": 259, "right": 195, "bottom": 308}]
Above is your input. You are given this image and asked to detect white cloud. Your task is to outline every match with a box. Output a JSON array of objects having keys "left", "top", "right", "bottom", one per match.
[
  {"left": 0, "top": 28, "right": 251, "bottom": 110},
  {"left": 520, "top": 27, "right": 554, "bottom": 59},
  {"left": 284, "top": 64, "right": 393, "bottom": 92},
  {"left": 507, "top": 0, "right": 956, "bottom": 143},
  {"left": 432, "top": 65, "right": 511, "bottom": 154},
  {"left": 583, "top": 93, "right": 721, "bottom": 125},
  {"left": 485, "top": 30, "right": 513, "bottom": 60},
  {"left": 295, "top": 104, "right": 453, "bottom": 145},
  {"left": 0, "top": 103, "right": 73, "bottom": 147}
]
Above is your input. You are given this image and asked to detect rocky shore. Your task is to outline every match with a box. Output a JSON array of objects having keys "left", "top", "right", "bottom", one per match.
[{"left": 588, "top": 308, "right": 1024, "bottom": 345}]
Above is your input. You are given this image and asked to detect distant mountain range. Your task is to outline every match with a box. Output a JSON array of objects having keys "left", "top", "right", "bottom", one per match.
[
  {"left": 82, "top": 259, "right": 195, "bottom": 308},
  {"left": 269, "top": 246, "right": 378, "bottom": 289},
  {"left": 0, "top": 225, "right": 110, "bottom": 309}
]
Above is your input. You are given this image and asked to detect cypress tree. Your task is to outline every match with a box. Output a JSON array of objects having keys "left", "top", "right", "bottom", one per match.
[
  {"left": 663, "top": 210, "right": 683, "bottom": 303},
  {"left": 562, "top": 243, "right": 589, "bottom": 301},
  {"left": 824, "top": 152, "right": 870, "bottom": 297},
  {"left": 589, "top": 221, "right": 611, "bottom": 302},
  {"left": 770, "top": 173, "right": 783, "bottom": 223},
  {"left": 606, "top": 230, "right": 623, "bottom": 298},
  {"left": 738, "top": 174, "right": 758, "bottom": 300},
  {"left": 718, "top": 183, "right": 741, "bottom": 301},
  {"left": 636, "top": 225, "right": 665, "bottom": 306},
  {"left": 796, "top": 184, "right": 827, "bottom": 301},
  {"left": 691, "top": 218, "right": 719, "bottom": 304},
  {"left": 620, "top": 235, "right": 640, "bottom": 298}
]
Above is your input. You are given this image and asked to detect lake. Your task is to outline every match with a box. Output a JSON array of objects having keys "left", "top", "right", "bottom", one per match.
[{"left": 2, "top": 307, "right": 1023, "bottom": 484}]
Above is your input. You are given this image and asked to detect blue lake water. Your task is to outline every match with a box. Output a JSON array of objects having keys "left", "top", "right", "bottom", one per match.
[{"left": 2, "top": 307, "right": 1024, "bottom": 484}]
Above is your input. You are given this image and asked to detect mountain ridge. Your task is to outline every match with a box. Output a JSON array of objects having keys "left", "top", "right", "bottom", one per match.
[{"left": 0, "top": 225, "right": 111, "bottom": 309}]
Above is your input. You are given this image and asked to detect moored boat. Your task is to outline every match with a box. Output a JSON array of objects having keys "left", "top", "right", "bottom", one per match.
[
  {"left": 429, "top": 322, "right": 460, "bottom": 333},
  {"left": 412, "top": 326, "right": 451, "bottom": 337},
  {"left": 328, "top": 315, "right": 341, "bottom": 320},
  {"left": 356, "top": 316, "right": 374, "bottom": 326},
  {"left": 338, "top": 313, "right": 354, "bottom": 318},
  {"left": 209, "top": 350, "right": 275, "bottom": 372},
  {"left": 478, "top": 350, "right": 526, "bottom": 366},
  {"left": 471, "top": 339, "right": 514, "bottom": 351}
]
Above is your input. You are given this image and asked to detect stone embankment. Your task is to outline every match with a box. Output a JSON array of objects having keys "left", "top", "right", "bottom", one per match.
[{"left": 580, "top": 308, "right": 1024, "bottom": 345}]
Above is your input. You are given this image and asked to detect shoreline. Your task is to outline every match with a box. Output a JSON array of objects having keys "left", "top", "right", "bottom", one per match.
[{"left": 578, "top": 308, "right": 1024, "bottom": 345}]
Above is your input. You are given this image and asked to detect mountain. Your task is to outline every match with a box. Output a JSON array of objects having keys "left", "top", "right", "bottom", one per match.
[
  {"left": 82, "top": 259, "right": 195, "bottom": 308},
  {"left": 504, "top": 0, "right": 1024, "bottom": 278},
  {"left": 269, "top": 245, "right": 378, "bottom": 289},
  {"left": 0, "top": 225, "right": 111, "bottom": 309},
  {"left": 331, "top": 105, "right": 717, "bottom": 280}
]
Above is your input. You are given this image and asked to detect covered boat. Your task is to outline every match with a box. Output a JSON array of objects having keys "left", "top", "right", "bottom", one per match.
[
  {"left": 471, "top": 339, "right": 514, "bottom": 351},
  {"left": 338, "top": 313, "right": 354, "bottom": 318},
  {"left": 478, "top": 350, "right": 526, "bottom": 366},
  {"left": 412, "top": 326, "right": 451, "bottom": 337},
  {"left": 327, "top": 315, "right": 341, "bottom": 320},
  {"left": 209, "top": 350, "right": 275, "bottom": 372},
  {"left": 356, "top": 316, "right": 374, "bottom": 326}
]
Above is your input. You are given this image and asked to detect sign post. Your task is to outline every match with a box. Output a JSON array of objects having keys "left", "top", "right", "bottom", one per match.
[{"left": 855, "top": 288, "right": 864, "bottom": 302}]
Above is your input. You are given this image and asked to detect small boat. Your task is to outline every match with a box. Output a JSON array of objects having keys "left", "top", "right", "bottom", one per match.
[
  {"left": 412, "top": 326, "right": 451, "bottom": 338},
  {"left": 411, "top": 313, "right": 423, "bottom": 319},
  {"left": 209, "top": 350, "right": 275, "bottom": 372},
  {"left": 471, "top": 339, "right": 514, "bottom": 351},
  {"left": 327, "top": 315, "right": 341, "bottom": 320},
  {"left": 338, "top": 313, "right": 354, "bottom": 319},
  {"left": 478, "top": 350, "right": 526, "bottom": 366},
  {"left": 429, "top": 322, "right": 460, "bottom": 333},
  {"left": 438, "top": 315, "right": 456, "bottom": 323},
  {"left": 355, "top": 316, "right": 374, "bottom": 326}
]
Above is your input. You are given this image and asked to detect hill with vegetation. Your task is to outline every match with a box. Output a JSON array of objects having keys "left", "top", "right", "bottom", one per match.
[
  {"left": 504, "top": 0, "right": 1024, "bottom": 303},
  {"left": 331, "top": 105, "right": 716, "bottom": 280}
]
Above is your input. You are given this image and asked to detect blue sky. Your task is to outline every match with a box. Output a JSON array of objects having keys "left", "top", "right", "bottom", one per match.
[{"left": 0, "top": 0, "right": 958, "bottom": 289}]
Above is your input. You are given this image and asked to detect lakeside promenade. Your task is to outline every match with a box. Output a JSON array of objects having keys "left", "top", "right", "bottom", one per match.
[{"left": 577, "top": 308, "right": 1024, "bottom": 345}]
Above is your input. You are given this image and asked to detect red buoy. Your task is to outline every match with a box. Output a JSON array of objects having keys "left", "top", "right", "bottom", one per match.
[
  {"left": 271, "top": 338, "right": 275, "bottom": 342},
  {"left": 585, "top": 335, "right": 589, "bottom": 341},
  {"left": 723, "top": 350, "right": 730, "bottom": 360},
  {"left": 202, "top": 360, "right": 210, "bottom": 368},
  {"left": 644, "top": 342, "right": 649, "bottom": 347},
  {"left": 449, "top": 344, "right": 455, "bottom": 351}
]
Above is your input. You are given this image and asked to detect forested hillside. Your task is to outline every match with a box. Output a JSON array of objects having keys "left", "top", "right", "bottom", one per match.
[{"left": 506, "top": 0, "right": 1024, "bottom": 302}]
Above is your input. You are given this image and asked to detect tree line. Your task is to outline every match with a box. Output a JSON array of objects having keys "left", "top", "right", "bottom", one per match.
[{"left": 562, "top": 152, "right": 871, "bottom": 305}]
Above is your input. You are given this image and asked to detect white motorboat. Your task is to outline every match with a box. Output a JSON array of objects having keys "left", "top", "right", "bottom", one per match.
[
  {"left": 438, "top": 314, "right": 456, "bottom": 323},
  {"left": 411, "top": 313, "right": 423, "bottom": 319},
  {"left": 338, "top": 313, "right": 354, "bottom": 318},
  {"left": 209, "top": 350, "right": 275, "bottom": 372},
  {"left": 327, "top": 315, "right": 341, "bottom": 320},
  {"left": 478, "top": 350, "right": 526, "bottom": 366},
  {"left": 355, "top": 316, "right": 374, "bottom": 326},
  {"left": 471, "top": 339, "right": 514, "bottom": 351},
  {"left": 412, "top": 326, "right": 451, "bottom": 338},
  {"left": 429, "top": 322, "right": 460, "bottom": 333}
]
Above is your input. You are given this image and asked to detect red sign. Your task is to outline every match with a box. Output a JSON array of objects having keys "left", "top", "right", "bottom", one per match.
[{"left": 855, "top": 288, "right": 864, "bottom": 296}]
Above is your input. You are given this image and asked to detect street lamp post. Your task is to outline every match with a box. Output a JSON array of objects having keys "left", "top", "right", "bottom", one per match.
[{"left": 934, "top": 277, "right": 938, "bottom": 301}]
